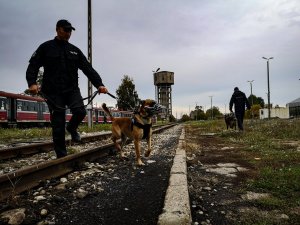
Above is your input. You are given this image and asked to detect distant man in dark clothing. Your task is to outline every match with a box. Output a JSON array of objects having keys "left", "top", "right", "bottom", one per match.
[
  {"left": 229, "top": 87, "right": 251, "bottom": 131},
  {"left": 26, "top": 19, "right": 108, "bottom": 158}
]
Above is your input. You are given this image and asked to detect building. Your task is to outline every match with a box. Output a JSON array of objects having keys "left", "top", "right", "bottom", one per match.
[
  {"left": 259, "top": 107, "right": 290, "bottom": 119},
  {"left": 153, "top": 71, "right": 174, "bottom": 119},
  {"left": 287, "top": 97, "right": 300, "bottom": 118}
]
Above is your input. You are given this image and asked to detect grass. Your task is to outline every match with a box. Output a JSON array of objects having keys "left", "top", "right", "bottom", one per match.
[
  {"left": 249, "top": 165, "right": 300, "bottom": 197},
  {"left": 186, "top": 118, "right": 300, "bottom": 224},
  {"left": 0, "top": 123, "right": 112, "bottom": 144}
]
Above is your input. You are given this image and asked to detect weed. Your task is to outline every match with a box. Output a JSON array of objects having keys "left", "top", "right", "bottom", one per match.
[{"left": 186, "top": 118, "right": 300, "bottom": 224}]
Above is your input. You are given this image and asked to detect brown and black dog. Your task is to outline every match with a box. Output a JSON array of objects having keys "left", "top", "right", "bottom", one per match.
[
  {"left": 102, "top": 99, "right": 162, "bottom": 166},
  {"left": 224, "top": 112, "right": 237, "bottom": 130}
]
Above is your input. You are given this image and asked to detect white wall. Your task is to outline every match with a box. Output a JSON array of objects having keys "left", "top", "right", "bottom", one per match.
[{"left": 259, "top": 107, "right": 290, "bottom": 119}]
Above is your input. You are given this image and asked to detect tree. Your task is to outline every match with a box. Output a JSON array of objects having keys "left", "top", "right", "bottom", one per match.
[
  {"left": 245, "top": 104, "right": 261, "bottom": 119},
  {"left": 169, "top": 114, "right": 176, "bottom": 122},
  {"left": 180, "top": 114, "right": 191, "bottom": 122},
  {"left": 206, "top": 106, "right": 222, "bottom": 119},
  {"left": 116, "top": 75, "right": 139, "bottom": 110},
  {"left": 247, "top": 94, "right": 265, "bottom": 108},
  {"left": 190, "top": 106, "right": 207, "bottom": 120}
]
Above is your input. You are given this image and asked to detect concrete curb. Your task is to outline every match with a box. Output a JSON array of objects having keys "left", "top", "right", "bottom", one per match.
[{"left": 158, "top": 128, "right": 192, "bottom": 225}]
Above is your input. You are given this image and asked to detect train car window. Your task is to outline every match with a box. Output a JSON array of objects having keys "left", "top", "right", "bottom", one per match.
[
  {"left": 113, "top": 112, "right": 121, "bottom": 117},
  {"left": 23, "top": 102, "right": 29, "bottom": 111},
  {"left": 0, "top": 97, "right": 7, "bottom": 110},
  {"left": 22, "top": 101, "right": 28, "bottom": 111},
  {"left": 24, "top": 101, "right": 29, "bottom": 111},
  {"left": 28, "top": 102, "right": 35, "bottom": 111},
  {"left": 29, "top": 102, "right": 32, "bottom": 111},
  {"left": 17, "top": 101, "right": 22, "bottom": 111},
  {"left": 43, "top": 103, "right": 49, "bottom": 113}
]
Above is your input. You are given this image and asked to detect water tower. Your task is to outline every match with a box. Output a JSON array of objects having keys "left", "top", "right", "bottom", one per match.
[{"left": 153, "top": 70, "right": 174, "bottom": 118}]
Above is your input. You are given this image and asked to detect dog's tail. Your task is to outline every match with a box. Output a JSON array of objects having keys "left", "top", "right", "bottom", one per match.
[{"left": 102, "top": 103, "right": 115, "bottom": 121}]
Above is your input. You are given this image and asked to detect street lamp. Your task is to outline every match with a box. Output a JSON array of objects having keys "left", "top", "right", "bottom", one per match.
[
  {"left": 247, "top": 80, "right": 254, "bottom": 119},
  {"left": 195, "top": 102, "right": 198, "bottom": 121},
  {"left": 262, "top": 57, "right": 273, "bottom": 119},
  {"left": 209, "top": 96, "right": 213, "bottom": 119}
]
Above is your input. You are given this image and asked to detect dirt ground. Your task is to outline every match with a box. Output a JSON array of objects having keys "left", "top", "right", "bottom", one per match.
[
  {"left": 185, "top": 125, "right": 300, "bottom": 225},
  {"left": 1, "top": 124, "right": 299, "bottom": 225},
  {"left": 0, "top": 126, "right": 182, "bottom": 225}
]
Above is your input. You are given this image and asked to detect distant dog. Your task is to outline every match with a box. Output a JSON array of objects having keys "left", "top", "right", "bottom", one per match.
[
  {"left": 102, "top": 99, "right": 162, "bottom": 166},
  {"left": 225, "top": 112, "right": 236, "bottom": 130}
]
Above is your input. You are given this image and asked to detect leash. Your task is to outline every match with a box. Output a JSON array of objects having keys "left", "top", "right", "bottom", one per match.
[
  {"left": 82, "top": 90, "right": 100, "bottom": 106},
  {"left": 102, "top": 92, "right": 138, "bottom": 112},
  {"left": 38, "top": 90, "right": 116, "bottom": 111},
  {"left": 82, "top": 91, "right": 117, "bottom": 102}
]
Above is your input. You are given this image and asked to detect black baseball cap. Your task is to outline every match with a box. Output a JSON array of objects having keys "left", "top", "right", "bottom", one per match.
[{"left": 56, "top": 19, "right": 75, "bottom": 31}]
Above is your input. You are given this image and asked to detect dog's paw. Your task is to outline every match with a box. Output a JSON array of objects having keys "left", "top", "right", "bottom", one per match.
[
  {"left": 144, "top": 150, "right": 151, "bottom": 157},
  {"left": 136, "top": 159, "right": 145, "bottom": 166}
]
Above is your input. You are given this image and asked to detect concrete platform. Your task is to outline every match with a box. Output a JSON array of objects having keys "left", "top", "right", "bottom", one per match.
[{"left": 158, "top": 128, "right": 192, "bottom": 225}]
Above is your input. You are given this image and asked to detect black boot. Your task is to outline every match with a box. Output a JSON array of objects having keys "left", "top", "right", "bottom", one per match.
[{"left": 66, "top": 125, "right": 81, "bottom": 142}]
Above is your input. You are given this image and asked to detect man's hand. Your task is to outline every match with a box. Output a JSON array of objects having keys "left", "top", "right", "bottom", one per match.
[
  {"left": 98, "top": 86, "right": 108, "bottom": 94},
  {"left": 29, "top": 84, "right": 39, "bottom": 95}
]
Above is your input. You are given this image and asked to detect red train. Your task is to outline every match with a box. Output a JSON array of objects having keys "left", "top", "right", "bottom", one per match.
[{"left": 0, "top": 91, "right": 132, "bottom": 127}]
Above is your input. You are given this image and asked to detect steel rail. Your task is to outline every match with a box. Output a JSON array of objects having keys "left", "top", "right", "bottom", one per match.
[
  {"left": 0, "top": 133, "right": 112, "bottom": 160},
  {"left": 0, "top": 124, "right": 167, "bottom": 160},
  {"left": 0, "top": 123, "right": 176, "bottom": 201}
]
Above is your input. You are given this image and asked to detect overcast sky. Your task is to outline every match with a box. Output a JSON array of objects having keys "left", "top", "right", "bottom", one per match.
[{"left": 0, "top": 0, "right": 299, "bottom": 118}]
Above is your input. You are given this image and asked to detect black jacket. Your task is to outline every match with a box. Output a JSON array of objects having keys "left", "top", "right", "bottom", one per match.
[
  {"left": 229, "top": 90, "right": 251, "bottom": 113},
  {"left": 26, "top": 37, "right": 104, "bottom": 94}
]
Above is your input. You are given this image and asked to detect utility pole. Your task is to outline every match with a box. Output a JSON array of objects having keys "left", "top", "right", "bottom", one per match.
[
  {"left": 262, "top": 57, "right": 273, "bottom": 119},
  {"left": 247, "top": 80, "right": 254, "bottom": 119},
  {"left": 87, "top": 0, "right": 93, "bottom": 128},
  {"left": 195, "top": 102, "right": 198, "bottom": 121},
  {"left": 209, "top": 96, "right": 213, "bottom": 119}
]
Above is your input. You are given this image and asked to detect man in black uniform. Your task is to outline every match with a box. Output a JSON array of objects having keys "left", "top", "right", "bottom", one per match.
[
  {"left": 229, "top": 87, "right": 251, "bottom": 131},
  {"left": 26, "top": 19, "right": 108, "bottom": 158}
]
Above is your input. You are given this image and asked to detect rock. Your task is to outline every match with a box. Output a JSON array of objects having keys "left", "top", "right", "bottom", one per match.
[
  {"left": 241, "top": 192, "right": 270, "bottom": 201},
  {"left": 55, "top": 183, "right": 66, "bottom": 190},
  {"left": 60, "top": 177, "right": 68, "bottom": 183},
  {"left": 39, "top": 190, "right": 46, "bottom": 195},
  {"left": 37, "top": 220, "right": 49, "bottom": 225},
  {"left": 40, "top": 209, "right": 48, "bottom": 216},
  {"left": 52, "top": 195, "right": 65, "bottom": 202},
  {"left": 279, "top": 214, "right": 289, "bottom": 219},
  {"left": 203, "top": 187, "right": 212, "bottom": 191},
  {"left": 75, "top": 188, "right": 88, "bottom": 199},
  {"left": 35, "top": 196, "right": 46, "bottom": 201},
  {"left": 0, "top": 208, "right": 26, "bottom": 225}
]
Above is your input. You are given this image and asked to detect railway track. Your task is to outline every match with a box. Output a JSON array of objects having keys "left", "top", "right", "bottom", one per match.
[
  {"left": 0, "top": 132, "right": 112, "bottom": 160},
  {"left": 0, "top": 124, "right": 165, "bottom": 160},
  {"left": 0, "top": 124, "right": 176, "bottom": 201}
]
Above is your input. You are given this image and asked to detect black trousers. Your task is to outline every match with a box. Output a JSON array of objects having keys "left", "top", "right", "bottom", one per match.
[
  {"left": 235, "top": 111, "right": 245, "bottom": 131},
  {"left": 46, "top": 90, "right": 86, "bottom": 158}
]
